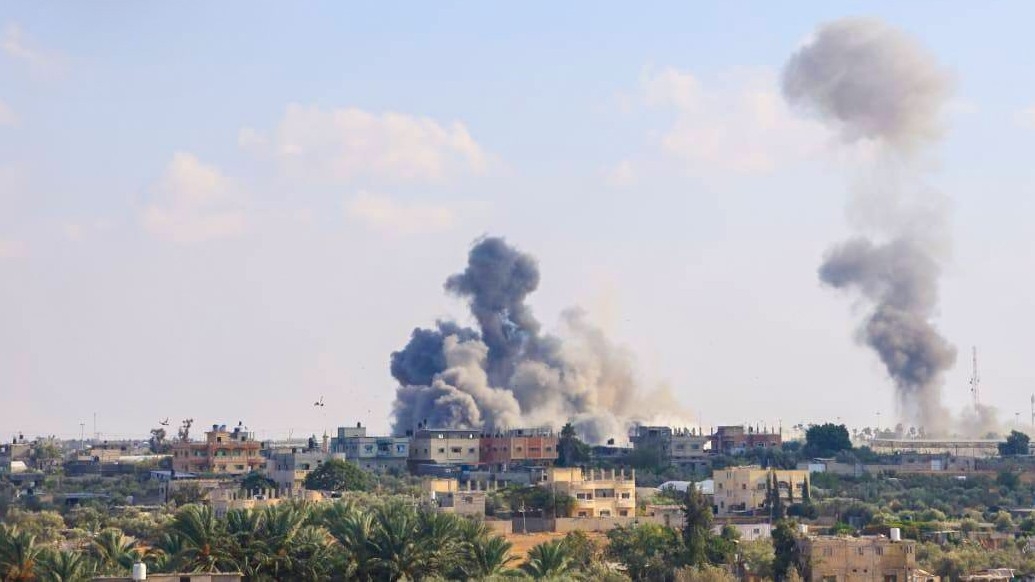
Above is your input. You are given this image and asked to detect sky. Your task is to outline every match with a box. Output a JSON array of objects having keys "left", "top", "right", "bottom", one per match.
[{"left": 2, "top": 2, "right": 1035, "bottom": 442}]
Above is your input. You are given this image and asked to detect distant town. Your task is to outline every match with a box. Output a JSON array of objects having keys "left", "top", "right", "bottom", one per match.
[{"left": 3, "top": 417, "right": 1035, "bottom": 581}]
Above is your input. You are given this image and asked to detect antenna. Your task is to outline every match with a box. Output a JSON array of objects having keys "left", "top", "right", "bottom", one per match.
[
  {"left": 1030, "top": 394, "right": 1034, "bottom": 429},
  {"left": 969, "top": 346, "right": 980, "bottom": 409}
]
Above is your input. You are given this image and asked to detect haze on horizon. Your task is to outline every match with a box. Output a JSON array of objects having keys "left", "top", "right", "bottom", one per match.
[{"left": 2, "top": 3, "right": 1035, "bottom": 441}]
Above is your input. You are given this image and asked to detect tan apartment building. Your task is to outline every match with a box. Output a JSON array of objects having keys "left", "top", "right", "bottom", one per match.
[
  {"left": 409, "top": 428, "right": 480, "bottom": 467},
  {"left": 331, "top": 423, "right": 410, "bottom": 473},
  {"left": 265, "top": 448, "right": 339, "bottom": 498},
  {"left": 171, "top": 424, "right": 264, "bottom": 476},
  {"left": 801, "top": 535, "right": 928, "bottom": 582},
  {"left": 425, "top": 478, "right": 488, "bottom": 517},
  {"left": 711, "top": 425, "right": 782, "bottom": 455},
  {"left": 545, "top": 467, "right": 636, "bottom": 518},
  {"left": 479, "top": 427, "right": 558, "bottom": 470},
  {"left": 713, "top": 466, "right": 810, "bottom": 517}
]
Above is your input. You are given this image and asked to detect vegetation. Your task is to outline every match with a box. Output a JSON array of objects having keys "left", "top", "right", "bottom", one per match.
[
  {"left": 999, "top": 430, "right": 1030, "bottom": 456},
  {"left": 303, "top": 458, "right": 371, "bottom": 493},
  {"left": 804, "top": 423, "right": 852, "bottom": 458},
  {"left": 557, "top": 422, "right": 591, "bottom": 467}
]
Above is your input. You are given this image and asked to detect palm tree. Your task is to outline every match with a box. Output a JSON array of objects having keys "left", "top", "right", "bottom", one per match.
[
  {"left": 367, "top": 502, "right": 425, "bottom": 581},
  {"left": 322, "top": 501, "right": 374, "bottom": 580},
  {"left": 165, "top": 505, "right": 231, "bottom": 572},
  {"left": 0, "top": 524, "right": 43, "bottom": 582},
  {"left": 465, "top": 535, "right": 518, "bottom": 578},
  {"left": 90, "top": 528, "right": 137, "bottom": 575},
  {"left": 522, "top": 539, "right": 573, "bottom": 579},
  {"left": 38, "top": 550, "right": 96, "bottom": 582}
]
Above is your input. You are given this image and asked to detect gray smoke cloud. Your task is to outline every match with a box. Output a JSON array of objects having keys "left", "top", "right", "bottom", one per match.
[
  {"left": 782, "top": 17, "right": 950, "bottom": 148},
  {"left": 391, "top": 236, "right": 681, "bottom": 442},
  {"left": 783, "top": 18, "right": 990, "bottom": 436}
]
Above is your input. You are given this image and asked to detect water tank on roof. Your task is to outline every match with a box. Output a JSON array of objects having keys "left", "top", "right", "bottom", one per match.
[
  {"left": 890, "top": 527, "right": 901, "bottom": 541},
  {"left": 131, "top": 561, "right": 146, "bottom": 581}
]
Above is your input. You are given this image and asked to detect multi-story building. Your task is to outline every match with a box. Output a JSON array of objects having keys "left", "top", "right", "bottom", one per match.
[
  {"left": 409, "top": 428, "right": 480, "bottom": 469},
  {"left": 713, "top": 466, "right": 810, "bottom": 517},
  {"left": 801, "top": 534, "right": 926, "bottom": 582},
  {"left": 630, "top": 425, "right": 710, "bottom": 471},
  {"left": 711, "top": 425, "right": 782, "bottom": 455},
  {"left": 330, "top": 423, "right": 410, "bottom": 473},
  {"left": 425, "top": 478, "right": 488, "bottom": 517},
  {"left": 544, "top": 467, "right": 636, "bottom": 518},
  {"left": 479, "top": 427, "right": 558, "bottom": 470},
  {"left": 265, "top": 447, "right": 337, "bottom": 498},
  {"left": 171, "top": 424, "right": 264, "bottom": 476}
]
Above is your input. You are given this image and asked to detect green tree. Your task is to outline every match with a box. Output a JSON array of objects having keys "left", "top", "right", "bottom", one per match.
[
  {"left": 303, "top": 459, "right": 371, "bottom": 492},
  {"left": 523, "top": 539, "right": 574, "bottom": 579},
  {"left": 165, "top": 504, "right": 233, "bottom": 572},
  {"left": 561, "top": 530, "right": 600, "bottom": 571},
  {"left": 998, "top": 430, "right": 1030, "bottom": 456},
  {"left": 682, "top": 485, "right": 713, "bottom": 567},
  {"left": 804, "top": 424, "right": 852, "bottom": 458},
  {"left": 772, "top": 519, "right": 802, "bottom": 582},
  {"left": 240, "top": 471, "right": 277, "bottom": 496},
  {"left": 39, "top": 549, "right": 96, "bottom": 582},
  {"left": 89, "top": 528, "right": 137, "bottom": 575},
  {"left": 606, "top": 523, "right": 684, "bottom": 581},
  {"left": 0, "top": 524, "right": 43, "bottom": 582},
  {"left": 557, "top": 423, "right": 591, "bottom": 467}
]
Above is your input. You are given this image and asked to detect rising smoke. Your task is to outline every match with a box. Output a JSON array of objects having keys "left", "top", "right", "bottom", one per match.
[
  {"left": 783, "top": 18, "right": 995, "bottom": 436},
  {"left": 390, "top": 236, "right": 678, "bottom": 442}
]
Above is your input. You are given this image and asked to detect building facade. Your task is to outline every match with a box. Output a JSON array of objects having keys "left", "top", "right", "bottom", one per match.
[
  {"left": 713, "top": 466, "right": 810, "bottom": 517},
  {"left": 711, "top": 425, "right": 782, "bottom": 455},
  {"left": 479, "top": 427, "right": 558, "bottom": 470},
  {"left": 630, "top": 425, "right": 710, "bottom": 470},
  {"left": 545, "top": 467, "right": 636, "bottom": 518},
  {"left": 425, "top": 478, "right": 488, "bottom": 517},
  {"left": 801, "top": 535, "right": 921, "bottom": 582},
  {"left": 409, "top": 428, "right": 480, "bottom": 467},
  {"left": 265, "top": 448, "right": 336, "bottom": 498},
  {"left": 330, "top": 424, "right": 410, "bottom": 473},
  {"left": 171, "top": 424, "right": 264, "bottom": 476}
]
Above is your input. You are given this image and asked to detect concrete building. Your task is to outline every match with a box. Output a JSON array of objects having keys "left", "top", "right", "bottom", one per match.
[
  {"left": 171, "top": 424, "right": 264, "bottom": 476},
  {"left": 479, "top": 427, "right": 558, "bottom": 470},
  {"left": 544, "top": 467, "right": 636, "bottom": 518},
  {"left": 409, "top": 428, "right": 480, "bottom": 469},
  {"left": 265, "top": 447, "right": 337, "bottom": 498},
  {"left": 713, "top": 466, "right": 810, "bottom": 517},
  {"left": 711, "top": 425, "right": 782, "bottom": 455},
  {"left": 630, "top": 425, "right": 710, "bottom": 470},
  {"left": 800, "top": 535, "right": 925, "bottom": 582},
  {"left": 425, "top": 478, "right": 489, "bottom": 517},
  {"left": 330, "top": 423, "right": 410, "bottom": 473}
]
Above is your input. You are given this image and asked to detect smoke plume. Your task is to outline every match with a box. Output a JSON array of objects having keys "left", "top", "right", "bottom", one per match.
[
  {"left": 783, "top": 18, "right": 987, "bottom": 435},
  {"left": 390, "top": 236, "right": 678, "bottom": 442}
]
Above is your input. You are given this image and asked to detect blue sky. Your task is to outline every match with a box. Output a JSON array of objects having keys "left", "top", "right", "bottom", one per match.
[{"left": 2, "top": 2, "right": 1034, "bottom": 440}]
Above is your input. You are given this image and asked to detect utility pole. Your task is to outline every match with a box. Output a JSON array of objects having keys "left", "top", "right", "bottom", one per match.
[{"left": 79, "top": 422, "right": 85, "bottom": 452}]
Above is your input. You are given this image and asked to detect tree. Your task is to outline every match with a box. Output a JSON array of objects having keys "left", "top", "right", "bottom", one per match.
[
  {"left": 505, "top": 485, "right": 575, "bottom": 518},
  {"left": 240, "top": 471, "right": 277, "bottom": 496},
  {"left": 39, "top": 549, "right": 96, "bottom": 582},
  {"left": 804, "top": 424, "right": 852, "bottom": 458},
  {"left": 606, "top": 523, "right": 684, "bottom": 581},
  {"left": 998, "top": 431, "right": 1030, "bottom": 456},
  {"left": 682, "top": 484, "right": 713, "bottom": 567},
  {"left": 0, "top": 524, "right": 43, "bottom": 582},
  {"left": 149, "top": 428, "right": 168, "bottom": 454},
  {"left": 165, "top": 505, "right": 232, "bottom": 572},
  {"left": 303, "top": 459, "right": 371, "bottom": 492},
  {"left": 557, "top": 423, "right": 591, "bottom": 467},
  {"left": 177, "top": 418, "right": 194, "bottom": 443},
  {"left": 90, "top": 528, "right": 137, "bottom": 575},
  {"left": 996, "top": 469, "right": 1020, "bottom": 491},
  {"left": 772, "top": 520, "right": 802, "bottom": 582},
  {"left": 523, "top": 539, "right": 574, "bottom": 579}
]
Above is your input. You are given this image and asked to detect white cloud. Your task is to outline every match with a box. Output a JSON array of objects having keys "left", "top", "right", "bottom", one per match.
[
  {"left": 141, "top": 153, "right": 247, "bottom": 243},
  {"left": 2, "top": 23, "right": 65, "bottom": 77},
  {"left": 0, "top": 100, "right": 16, "bottom": 126},
  {"left": 641, "top": 66, "right": 825, "bottom": 174},
  {"left": 0, "top": 237, "right": 26, "bottom": 259},
  {"left": 345, "top": 190, "right": 457, "bottom": 236},
  {"left": 241, "top": 104, "right": 488, "bottom": 183},
  {"left": 603, "top": 159, "right": 636, "bottom": 187},
  {"left": 1015, "top": 105, "right": 1035, "bottom": 130}
]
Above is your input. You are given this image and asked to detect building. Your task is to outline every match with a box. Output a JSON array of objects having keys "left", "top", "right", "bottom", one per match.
[
  {"left": 630, "top": 425, "right": 710, "bottom": 470},
  {"left": 330, "top": 423, "right": 410, "bottom": 473},
  {"left": 800, "top": 534, "right": 925, "bottom": 582},
  {"left": 711, "top": 425, "right": 782, "bottom": 455},
  {"left": 869, "top": 438, "right": 1000, "bottom": 459},
  {"left": 409, "top": 428, "right": 480, "bottom": 469},
  {"left": 544, "top": 467, "right": 636, "bottom": 518},
  {"left": 713, "top": 466, "right": 810, "bottom": 517},
  {"left": 265, "top": 446, "right": 337, "bottom": 498},
  {"left": 425, "top": 478, "right": 489, "bottom": 517},
  {"left": 171, "top": 424, "right": 264, "bottom": 476},
  {"left": 479, "top": 427, "right": 558, "bottom": 470}
]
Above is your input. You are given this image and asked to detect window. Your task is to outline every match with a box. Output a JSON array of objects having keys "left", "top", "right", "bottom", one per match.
[
  {"left": 822, "top": 577, "right": 837, "bottom": 582},
  {"left": 451, "top": 447, "right": 462, "bottom": 454},
  {"left": 619, "top": 510, "right": 629, "bottom": 517},
  {"left": 875, "top": 547, "right": 884, "bottom": 556},
  {"left": 620, "top": 492, "right": 631, "bottom": 499},
  {"left": 884, "top": 576, "right": 897, "bottom": 582},
  {"left": 858, "top": 548, "right": 865, "bottom": 555},
  {"left": 468, "top": 448, "right": 475, "bottom": 454}
]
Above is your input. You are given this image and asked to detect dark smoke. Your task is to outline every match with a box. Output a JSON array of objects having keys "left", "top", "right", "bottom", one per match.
[
  {"left": 783, "top": 18, "right": 993, "bottom": 436},
  {"left": 390, "top": 236, "right": 680, "bottom": 442},
  {"left": 818, "top": 238, "right": 955, "bottom": 430}
]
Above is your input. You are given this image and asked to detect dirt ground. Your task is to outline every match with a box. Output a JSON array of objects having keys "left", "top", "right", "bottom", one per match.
[{"left": 504, "top": 530, "right": 608, "bottom": 560}]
